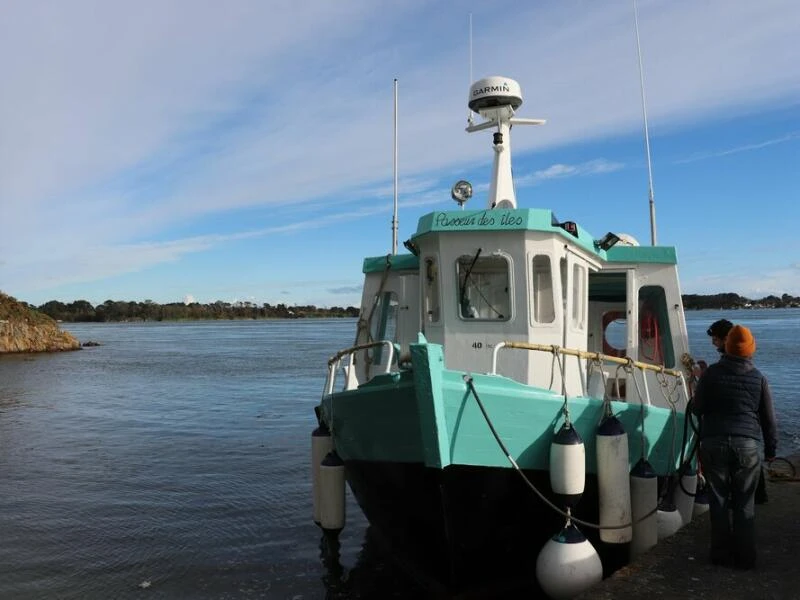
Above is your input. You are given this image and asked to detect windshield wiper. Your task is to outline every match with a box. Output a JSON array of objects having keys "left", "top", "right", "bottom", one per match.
[{"left": 459, "top": 247, "right": 482, "bottom": 317}]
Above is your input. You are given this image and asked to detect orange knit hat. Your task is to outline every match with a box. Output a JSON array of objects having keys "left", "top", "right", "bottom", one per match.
[{"left": 725, "top": 325, "right": 756, "bottom": 358}]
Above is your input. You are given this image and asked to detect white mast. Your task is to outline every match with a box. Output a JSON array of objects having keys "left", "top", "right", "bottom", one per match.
[
  {"left": 634, "top": 0, "right": 657, "bottom": 245},
  {"left": 466, "top": 77, "right": 544, "bottom": 209},
  {"left": 392, "top": 78, "right": 399, "bottom": 254}
]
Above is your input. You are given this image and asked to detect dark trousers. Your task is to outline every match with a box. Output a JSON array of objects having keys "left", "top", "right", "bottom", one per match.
[
  {"left": 699, "top": 435, "right": 761, "bottom": 568},
  {"left": 755, "top": 462, "right": 768, "bottom": 503}
]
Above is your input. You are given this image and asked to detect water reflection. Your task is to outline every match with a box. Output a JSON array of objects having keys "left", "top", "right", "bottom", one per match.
[
  {"left": 319, "top": 527, "right": 431, "bottom": 599},
  {"left": 319, "top": 531, "right": 346, "bottom": 598},
  {"left": 318, "top": 526, "right": 540, "bottom": 599}
]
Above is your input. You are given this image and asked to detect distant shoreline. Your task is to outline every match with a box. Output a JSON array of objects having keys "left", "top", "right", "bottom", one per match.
[{"left": 9, "top": 293, "right": 800, "bottom": 324}]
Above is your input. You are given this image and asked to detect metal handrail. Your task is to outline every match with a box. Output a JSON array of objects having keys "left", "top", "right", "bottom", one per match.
[
  {"left": 490, "top": 341, "right": 690, "bottom": 409},
  {"left": 324, "top": 340, "right": 396, "bottom": 396},
  {"left": 490, "top": 341, "right": 685, "bottom": 378}
]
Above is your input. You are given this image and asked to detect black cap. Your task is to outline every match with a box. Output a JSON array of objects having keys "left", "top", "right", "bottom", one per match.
[{"left": 707, "top": 319, "right": 734, "bottom": 338}]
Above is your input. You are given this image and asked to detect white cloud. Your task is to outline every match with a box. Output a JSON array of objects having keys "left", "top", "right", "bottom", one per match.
[
  {"left": 515, "top": 159, "right": 625, "bottom": 187},
  {"left": 684, "top": 266, "right": 800, "bottom": 298},
  {"left": 674, "top": 132, "right": 800, "bottom": 164},
  {"left": 1, "top": 0, "right": 799, "bottom": 299}
]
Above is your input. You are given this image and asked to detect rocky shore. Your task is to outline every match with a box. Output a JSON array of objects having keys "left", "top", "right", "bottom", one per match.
[{"left": 0, "top": 292, "right": 81, "bottom": 353}]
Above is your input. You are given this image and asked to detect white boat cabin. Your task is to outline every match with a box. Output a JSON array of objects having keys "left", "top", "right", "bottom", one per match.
[{"left": 354, "top": 211, "right": 690, "bottom": 409}]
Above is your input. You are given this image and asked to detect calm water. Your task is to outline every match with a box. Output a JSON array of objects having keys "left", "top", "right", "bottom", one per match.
[{"left": 1, "top": 311, "right": 798, "bottom": 599}]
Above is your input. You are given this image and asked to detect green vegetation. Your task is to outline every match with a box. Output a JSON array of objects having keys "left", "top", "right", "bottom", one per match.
[
  {"left": 4, "top": 292, "right": 799, "bottom": 324},
  {"left": 0, "top": 292, "right": 55, "bottom": 325},
  {"left": 30, "top": 299, "right": 360, "bottom": 322},
  {"left": 682, "top": 293, "right": 800, "bottom": 310}
]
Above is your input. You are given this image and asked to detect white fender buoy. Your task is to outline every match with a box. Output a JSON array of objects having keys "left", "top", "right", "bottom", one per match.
[
  {"left": 656, "top": 496, "right": 683, "bottom": 540},
  {"left": 549, "top": 423, "right": 585, "bottom": 507},
  {"left": 536, "top": 522, "right": 603, "bottom": 600},
  {"left": 312, "top": 423, "right": 334, "bottom": 524},
  {"left": 319, "top": 450, "right": 346, "bottom": 532},
  {"left": 597, "top": 415, "right": 632, "bottom": 543},
  {"left": 629, "top": 458, "right": 658, "bottom": 560},
  {"left": 693, "top": 475, "right": 710, "bottom": 518},
  {"left": 674, "top": 468, "right": 698, "bottom": 526}
]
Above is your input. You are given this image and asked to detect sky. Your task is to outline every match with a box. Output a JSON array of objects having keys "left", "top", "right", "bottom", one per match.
[{"left": 1, "top": 0, "right": 798, "bottom": 309}]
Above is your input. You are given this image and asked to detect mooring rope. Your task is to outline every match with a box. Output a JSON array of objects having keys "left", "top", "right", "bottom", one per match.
[{"left": 464, "top": 374, "right": 660, "bottom": 530}]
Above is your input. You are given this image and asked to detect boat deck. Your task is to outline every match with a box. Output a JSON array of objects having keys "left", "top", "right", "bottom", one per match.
[{"left": 577, "top": 457, "right": 800, "bottom": 600}]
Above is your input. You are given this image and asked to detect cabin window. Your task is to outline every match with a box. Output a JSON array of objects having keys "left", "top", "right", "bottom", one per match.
[
  {"left": 602, "top": 311, "right": 627, "bottom": 357},
  {"left": 571, "top": 263, "right": 586, "bottom": 329},
  {"left": 369, "top": 291, "right": 398, "bottom": 366},
  {"left": 456, "top": 253, "right": 511, "bottom": 321},
  {"left": 531, "top": 255, "right": 555, "bottom": 324},
  {"left": 423, "top": 256, "right": 441, "bottom": 324},
  {"left": 638, "top": 285, "right": 674, "bottom": 367}
]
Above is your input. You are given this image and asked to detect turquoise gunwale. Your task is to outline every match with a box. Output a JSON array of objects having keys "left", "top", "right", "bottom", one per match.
[{"left": 322, "top": 338, "right": 692, "bottom": 475}]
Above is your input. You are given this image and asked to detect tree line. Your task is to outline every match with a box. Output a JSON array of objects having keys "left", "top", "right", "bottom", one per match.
[
  {"left": 20, "top": 292, "right": 800, "bottom": 323},
  {"left": 32, "top": 299, "right": 359, "bottom": 322},
  {"left": 681, "top": 293, "right": 800, "bottom": 310}
]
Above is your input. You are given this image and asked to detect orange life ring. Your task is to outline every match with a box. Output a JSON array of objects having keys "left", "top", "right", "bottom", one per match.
[{"left": 639, "top": 306, "right": 663, "bottom": 363}]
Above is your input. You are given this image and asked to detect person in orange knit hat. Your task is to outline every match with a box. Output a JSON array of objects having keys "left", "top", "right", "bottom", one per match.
[{"left": 692, "top": 324, "right": 778, "bottom": 570}]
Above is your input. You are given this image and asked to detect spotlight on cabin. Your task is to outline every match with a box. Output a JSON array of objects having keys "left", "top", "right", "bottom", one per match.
[
  {"left": 595, "top": 232, "right": 621, "bottom": 251},
  {"left": 451, "top": 180, "right": 473, "bottom": 208},
  {"left": 403, "top": 239, "right": 420, "bottom": 256}
]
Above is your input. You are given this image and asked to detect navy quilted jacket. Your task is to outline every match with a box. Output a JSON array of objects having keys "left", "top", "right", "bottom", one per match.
[{"left": 692, "top": 354, "right": 778, "bottom": 458}]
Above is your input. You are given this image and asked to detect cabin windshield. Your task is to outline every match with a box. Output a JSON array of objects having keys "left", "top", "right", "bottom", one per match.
[{"left": 456, "top": 253, "right": 510, "bottom": 321}]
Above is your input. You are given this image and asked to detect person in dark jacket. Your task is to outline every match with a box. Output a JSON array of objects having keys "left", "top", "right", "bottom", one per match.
[
  {"left": 697, "top": 318, "right": 769, "bottom": 503},
  {"left": 692, "top": 325, "right": 778, "bottom": 569}
]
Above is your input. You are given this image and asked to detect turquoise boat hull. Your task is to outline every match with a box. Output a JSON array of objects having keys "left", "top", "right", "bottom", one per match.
[
  {"left": 322, "top": 340, "right": 691, "bottom": 473},
  {"left": 319, "top": 339, "right": 694, "bottom": 591}
]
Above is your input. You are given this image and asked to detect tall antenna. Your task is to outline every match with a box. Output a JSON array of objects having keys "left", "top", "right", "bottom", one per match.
[
  {"left": 467, "top": 13, "right": 474, "bottom": 126},
  {"left": 634, "top": 0, "right": 657, "bottom": 246},
  {"left": 392, "top": 78, "right": 399, "bottom": 254}
]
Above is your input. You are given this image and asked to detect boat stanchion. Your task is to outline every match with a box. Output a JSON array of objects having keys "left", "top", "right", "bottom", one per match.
[
  {"left": 549, "top": 422, "right": 586, "bottom": 507},
  {"left": 536, "top": 518, "right": 603, "bottom": 600},
  {"left": 319, "top": 450, "right": 346, "bottom": 532},
  {"left": 312, "top": 422, "right": 334, "bottom": 525},
  {"left": 597, "top": 415, "right": 633, "bottom": 543},
  {"left": 629, "top": 458, "right": 658, "bottom": 559}
]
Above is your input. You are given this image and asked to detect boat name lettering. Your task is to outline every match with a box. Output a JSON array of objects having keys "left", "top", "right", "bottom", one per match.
[
  {"left": 500, "top": 213, "right": 524, "bottom": 226},
  {"left": 434, "top": 211, "right": 525, "bottom": 228},
  {"left": 473, "top": 83, "right": 510, "bottom": 96},
  {"left": 435, "top": 212, "right": 492, "bottom": 227}
]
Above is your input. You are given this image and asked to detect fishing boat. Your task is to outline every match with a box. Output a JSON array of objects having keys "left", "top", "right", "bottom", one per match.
[{"left": 313, "top": 76, "right": 698, "bottom": 596}]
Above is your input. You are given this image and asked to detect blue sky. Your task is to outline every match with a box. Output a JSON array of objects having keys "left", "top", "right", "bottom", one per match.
[{"left": 1, "top": 0, "right": 798, "bottom": 308}]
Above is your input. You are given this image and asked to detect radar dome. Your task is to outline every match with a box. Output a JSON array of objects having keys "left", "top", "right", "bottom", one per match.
[
  {"left": 469, "top": 77, "right": 522, "bottom": 113},
  {"left": 616, "top": 233, "right": 640, "bottom": 247}
]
